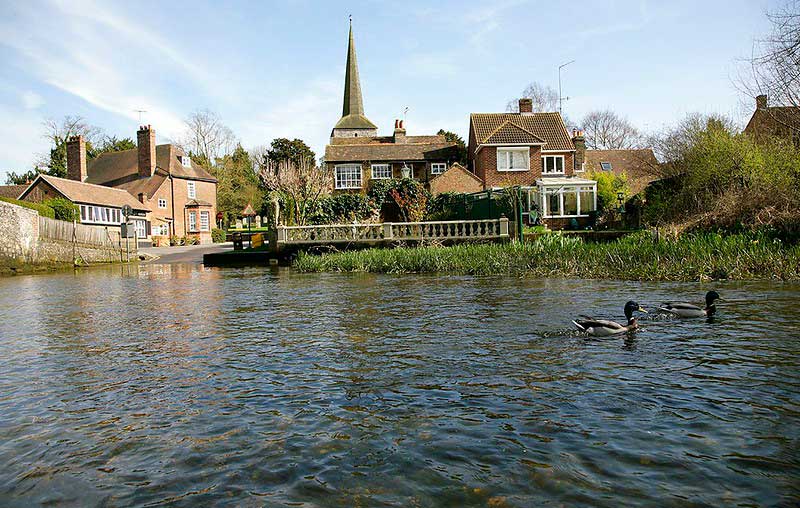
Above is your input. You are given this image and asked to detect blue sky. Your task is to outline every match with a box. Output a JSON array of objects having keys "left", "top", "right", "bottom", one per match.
[{"left": 0, "top": 0, "right": 773, "bottom": 181}]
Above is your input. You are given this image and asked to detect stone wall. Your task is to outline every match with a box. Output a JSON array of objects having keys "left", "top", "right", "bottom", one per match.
[{"left": 0, "top": 200, "right": 136, "bottom": 274}]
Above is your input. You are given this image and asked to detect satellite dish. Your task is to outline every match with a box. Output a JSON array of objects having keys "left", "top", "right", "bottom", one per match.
[{"left": 122, "top": 205, "right": 133, "bottom": 219}]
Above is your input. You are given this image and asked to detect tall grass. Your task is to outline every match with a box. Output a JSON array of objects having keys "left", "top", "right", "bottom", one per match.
[{"left": 292, "top": 232, "right": 800, "bottom": 281}]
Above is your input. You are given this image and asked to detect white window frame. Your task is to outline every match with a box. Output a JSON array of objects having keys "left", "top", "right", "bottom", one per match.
[
  {"left": 187, "top": 181, "right": 196, "bottom": 199},
  {"left": 133, "top": 219, "right": 147, "bottom": 238},
  {"left": 199, "top": 211, "right": 210, "bottom": 231},
  {"left": 497, "top": 147, "right": 530, "bottom": 172},
  {"left": 542, "top": 155, "right": 565, "bottom": 175},
  {"left": 539, "top": 184, "right": 597, "bottom": 218},
  {"left": 181, "top": 155, "right": 191, "bottom": 167},
  {"left": 431, "top": 162, "right": 448, "bottom": 175},
  {"left": 188, "top": 211, "right": 197, "bottom": 232},
  {"left": 335, "top": 164, "right": 362, "bottom": 189},
  {"left": 158, "top": 198, "right": 167, "bottom": 209},
  {"left": 79, "top": 204, "right": 123, "bottom": 225},
  {"left": 370, "top": 164, "right": 392, "bottom": 180}
]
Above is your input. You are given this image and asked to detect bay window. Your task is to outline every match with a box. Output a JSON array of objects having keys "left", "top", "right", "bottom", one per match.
[
  {"left": 497, "top": 147, "right": 529, "bottom": 171},
  {"left": 335, "top": 164, "right": 362, "bottom": 189},
  {"left": 188, "top": 211, "right": 197, "bottom": 232},
  {"left": 200, "top": 211, "right": 210, "bottom": 231}
]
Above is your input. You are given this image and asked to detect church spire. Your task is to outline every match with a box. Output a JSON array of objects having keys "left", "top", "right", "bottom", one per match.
[{"left": 333, "top": 18, "right": 377, "bottom": 135}]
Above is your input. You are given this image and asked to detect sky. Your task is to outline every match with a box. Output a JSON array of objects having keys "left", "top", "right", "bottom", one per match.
[{"left": 0, "top": 0, "right": 776, "bottom": 182}]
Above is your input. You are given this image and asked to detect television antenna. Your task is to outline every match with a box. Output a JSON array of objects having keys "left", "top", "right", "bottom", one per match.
[
  {"left": 133, "top": 109, "right": 147, "bottom": 122},
  {"left": 558, "top": 60, "right": 575, "bottom": 113}
]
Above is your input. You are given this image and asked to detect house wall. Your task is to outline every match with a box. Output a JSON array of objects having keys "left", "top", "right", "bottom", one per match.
[
  {"left": 329, "top": 160, "right": 450, "bottom": 194},
  {"left": 171, "top": 177, "right": 217, "bottom": 243},
  {"left": 21, "top": 180, "right": 66, "bottom": 203},
  {"left": 474, "top": 146, "right": 576, "bottom": 189}
]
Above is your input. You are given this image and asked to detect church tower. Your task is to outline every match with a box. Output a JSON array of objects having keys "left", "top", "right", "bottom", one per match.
[{"left": 331, "top": 20, "right": 378, "bottom": 138}]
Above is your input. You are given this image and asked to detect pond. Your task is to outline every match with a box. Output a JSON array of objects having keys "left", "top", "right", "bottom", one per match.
[{"left": 0, "top": 264, "right": 798, "bottom": 507}]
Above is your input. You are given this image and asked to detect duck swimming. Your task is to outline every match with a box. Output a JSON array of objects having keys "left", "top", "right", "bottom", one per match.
[
  {"left": 572, "top": 301, "right": 648, "bottom": 337},
  {"left": 658, "top": 290, "right": 721, "bottom": 318}
]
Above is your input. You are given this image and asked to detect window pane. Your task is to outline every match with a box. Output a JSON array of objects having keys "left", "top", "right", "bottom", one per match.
[
  {"left": 511, "top": 150, "right": 527, "bottom": 169},
  {"left": 556, "top": 157, "right": 564, "bottom": 172},
  {"left": 546, "top": 157, "right": 555, "bottom": 172},
  {"left": 547, "top": 190, "right": 559, "bottom": 216},
  {"left": 564, "top": 189, "right": 578, "bottom": 215},
  {"left": 497, "top": 150, "right": 509, "bottom": 170},
  {"left": 580, "top": 189, "right": 596, "bottom": 213}
]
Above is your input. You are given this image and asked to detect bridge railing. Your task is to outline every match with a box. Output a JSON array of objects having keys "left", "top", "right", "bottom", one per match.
[{"left": 276, "top": 218, "right": 509, "bottom": 246}]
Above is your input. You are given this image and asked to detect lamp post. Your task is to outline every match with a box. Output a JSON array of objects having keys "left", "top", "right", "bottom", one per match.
[
  {"left": 617, "top": 191, "right": 625, "bottom": 213},
  {"left": 558, "top": 60, "right": 575, "bottom": 114}
]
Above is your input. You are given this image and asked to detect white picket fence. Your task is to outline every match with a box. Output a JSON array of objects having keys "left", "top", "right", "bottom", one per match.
[{"left": 38, "top": 216, "right": 122, "bottom": 248}]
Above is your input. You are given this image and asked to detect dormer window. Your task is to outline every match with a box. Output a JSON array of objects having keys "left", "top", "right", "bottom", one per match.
[{"left": 180, "top": 155, "right": 191, "bottom": 167}]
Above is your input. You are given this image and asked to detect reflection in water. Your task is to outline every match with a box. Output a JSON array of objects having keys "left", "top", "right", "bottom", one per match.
[{"left": 0, "top": 265, "right": 798, "bottom": 507}]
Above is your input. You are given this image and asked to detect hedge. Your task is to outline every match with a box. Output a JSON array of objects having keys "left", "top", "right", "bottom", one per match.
[{"left": 0, "top": 197, "right": 56, "bottom": 218}]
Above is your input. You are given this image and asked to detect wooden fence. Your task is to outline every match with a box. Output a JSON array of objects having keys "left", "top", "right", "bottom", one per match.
[
  {"left": 275, "top": 218, "right": 509, "bottom": 247},
  {"left": 38, "top": 216, "right": 122, "bottom": 248}
]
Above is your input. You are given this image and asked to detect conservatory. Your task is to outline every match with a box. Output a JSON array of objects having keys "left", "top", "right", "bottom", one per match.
[{"left": 529, "top": 177, "right": 597, "bottom": 219}]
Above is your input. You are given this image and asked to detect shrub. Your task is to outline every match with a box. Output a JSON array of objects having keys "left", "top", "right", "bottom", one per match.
[
  {"left": 43, "top": 197, "right": 80, "bottom": 222},
  {"left": 211, "top": 228, "right": 226, "bottom": 243},
  {"left": 388, "top": 178, "right": 428, "bottom": 222},
  {"left": 311, "top": 193, "right": 372, "bottom": 224},
  {"left": 0, "top": 197, "right": 55, "bottom": 218},
  {"left": 426, "top": 192, "right": 468, "bottom": 221},
  {"left": 169, "top": 235, "right": 184, "bottom": 246},
  {"left": 184, "top": 236, "right": 199, "bottom": 246}
]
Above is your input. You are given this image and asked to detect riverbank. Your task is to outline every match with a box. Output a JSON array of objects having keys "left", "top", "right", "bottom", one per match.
[{"left": 293, "top": 232, "right": 800, "bottom": 281}]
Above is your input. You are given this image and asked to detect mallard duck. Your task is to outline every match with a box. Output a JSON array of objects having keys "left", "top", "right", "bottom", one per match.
[
  {"left": 658, "top": 291, "right": 721, "bottom": 318},
  {"left": 572, "top": 301, "right": 648, "bottom": 337}
]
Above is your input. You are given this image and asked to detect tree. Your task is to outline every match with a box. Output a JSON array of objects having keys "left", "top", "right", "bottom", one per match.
[
  {"left": 437, "top": 129, "right": 467, "bottom": 166},
  {"left": 506, "top": 82, "right": 560, "bottom": 112},
  {"left": 581, "top": 110, "right": 642, "bottom": 149},
  {"left": 740, "top": 1, "right": 800, "bottom": 115},
  {"left": 181, "top": 109, "right": 237, "bottom": 166},
  {"left": 37, "top": 116, "right": 101, "bottom": 178},
  {"left": 266, "top": 138, "right": 316, "bottom": 166},
  {"left": 211, "top": 144, "right": 265, "bottom": 224},
  {"left": 258, "top": 159, "right": 332, "bottom": 226},
  {"left": 5, "top": 170, "right": 40, "bottom": 185},
  {"left": 88, "top": 136, "right": 136, "bottom": 159}
]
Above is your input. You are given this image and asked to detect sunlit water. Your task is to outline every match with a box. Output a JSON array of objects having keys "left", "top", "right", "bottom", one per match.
[{"left": 0, "top": 263, "right": 798, "bottom": 507}]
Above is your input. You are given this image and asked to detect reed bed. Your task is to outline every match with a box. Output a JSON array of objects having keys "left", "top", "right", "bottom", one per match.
[{"left": 292, "top": 232, "right": 800, "bottom": 281}]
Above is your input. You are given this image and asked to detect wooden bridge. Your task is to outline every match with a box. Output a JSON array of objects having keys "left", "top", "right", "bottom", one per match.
[{"left": 272, "top": 218, "right": 510, "bottom": 252}]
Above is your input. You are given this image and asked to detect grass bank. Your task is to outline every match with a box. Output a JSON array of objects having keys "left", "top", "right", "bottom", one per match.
[{"left": 292, "top": 232, "right": 800, "bottom": 281}]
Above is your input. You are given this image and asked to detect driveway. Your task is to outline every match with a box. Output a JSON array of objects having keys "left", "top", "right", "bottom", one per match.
[{"left": 139, "top": 242, "right": 233, "bottom": 264}]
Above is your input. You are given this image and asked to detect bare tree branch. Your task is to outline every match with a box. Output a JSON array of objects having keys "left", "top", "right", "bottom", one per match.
[
  {"left": 180, "top": 109, "right": 237, "bottom": 165},
  {"left": 506, "top": 82, "right": 560, "bottom": 112},
  {"left": 580, "top": 110, "right": 642, "bottom": 149},
  {"left": 257, "top": 159, "right": 332, "bottom": 226}
]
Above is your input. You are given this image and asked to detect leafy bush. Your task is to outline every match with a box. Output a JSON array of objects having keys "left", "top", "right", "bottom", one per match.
[
  {"left": 367, "top": 179, "right": 397, "bottom": 206},
  {"left": 388, "top": 178, "right": 428, "bottom": 222},
  {"left": 43, "top": 197, "right": 80, "bottom": 222},
  {"left": 169, "top": 235, "right": 184, "bottom": 246},
  {"left": 211, "top": 228, "right": 226, "bottom": 243},
  {"left": 0, "top": 197, "right": 55, "bottom": 218},
  {"left": 426, "top": 192, "right": 468, "bottom": 221},
  {"left": 184, "top": 236, "right": 199, "bottom": 246},
  {"left": 310, "top": 193, "right": 372, "bottom": 224}
]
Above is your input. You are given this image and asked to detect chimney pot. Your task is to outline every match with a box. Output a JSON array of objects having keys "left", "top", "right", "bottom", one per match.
[{"left": 756, "top": 94, "right": 768, "bottom": 110}]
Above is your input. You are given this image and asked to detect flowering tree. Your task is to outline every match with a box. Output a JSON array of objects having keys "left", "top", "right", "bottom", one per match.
[{"left": 257, "top": 159, "right": 332, "bottom": 226}]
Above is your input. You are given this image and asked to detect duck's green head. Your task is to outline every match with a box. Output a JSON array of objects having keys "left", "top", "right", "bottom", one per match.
[
  {"left": 706, "top": 291, "right": 722, "bottom": 306},
  {"left": 624, "top": 300, "right": 648, "bottom": 321}
]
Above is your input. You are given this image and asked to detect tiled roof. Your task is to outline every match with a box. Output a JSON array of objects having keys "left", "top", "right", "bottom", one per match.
[
  {"left": 86, "top": 144, "right": 217, "bottom": 188},
  {"left": 22, "top": 175, "right": 150, "bottom": 211},
  {"left": 484, "top": 121, "right": 545, "bottom": 145},
  {"left": 325, "top": 135, "right": 458, "bottom": 162},
  {"left": 584, "top": 149, "right": 660, "bottom": 194},
  {"left": 430, "top": 163, "right": 484, "bottom": 184},
  {"left": 0, "top": 184, "right": 29, "bottom": 199},
  {"left": 471, "top": 112, "right": 574, "bottom": 150}
]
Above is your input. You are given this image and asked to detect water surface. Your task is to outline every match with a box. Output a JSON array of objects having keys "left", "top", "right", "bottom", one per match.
[{"left": 0, "top": 264, "right": 798, "bottom": 506}]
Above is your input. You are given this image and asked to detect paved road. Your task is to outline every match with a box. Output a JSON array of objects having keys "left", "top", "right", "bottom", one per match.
[{"left": 139, "top": 242, "right": 233, "bottom": 264}]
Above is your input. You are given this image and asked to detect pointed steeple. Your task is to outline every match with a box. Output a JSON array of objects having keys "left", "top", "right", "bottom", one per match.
[{"left": 333, "top": 18, "right": 377, "bottom": 135}]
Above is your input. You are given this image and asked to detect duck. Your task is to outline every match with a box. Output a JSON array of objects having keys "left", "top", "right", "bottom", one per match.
[
  {"left": 658, "top": 291, "right": 722, "bottom": 318},
  {"left": 572, "top": 301, "right": 648, "bottom": 337}
]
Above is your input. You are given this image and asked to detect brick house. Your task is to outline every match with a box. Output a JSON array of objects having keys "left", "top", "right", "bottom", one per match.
[
  {"left": 55, "top": 126, "right": 217, "bottom": 244},
  {"left": 18, "top": 174, "right": 151, "bottom": 234},
  {"left": 743, "top": 94, "right": 800, "bottom": 147},
  {"left": 467, "top": 98, "right": 597, "bottom": 229},
  {"left": 324, "top": 22, "right": 459, "bottom": 193}
]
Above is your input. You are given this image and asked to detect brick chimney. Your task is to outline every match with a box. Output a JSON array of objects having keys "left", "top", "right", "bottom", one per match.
[
  {"left": 394, "top": 119, "right": 407, "bottom": 144},
  {"left": 519, "top": 98, "right": 533, "bottom": 114},
  {"left": 572, "top": 129, "right": 586, "bottom": 172},
  {"left": 137, "top": 125, "right": 156, "bottom": 178},
  {"left": 66, "top": 135, "right": 87, "bottom": 182},
  {"left": 756, "top": 94, "right": 768, "bottom": 110}
]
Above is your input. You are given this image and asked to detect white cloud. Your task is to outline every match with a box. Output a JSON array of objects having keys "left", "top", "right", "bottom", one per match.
[{"left": 21, "top": 91, "right": 44, "bottom": 110}]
